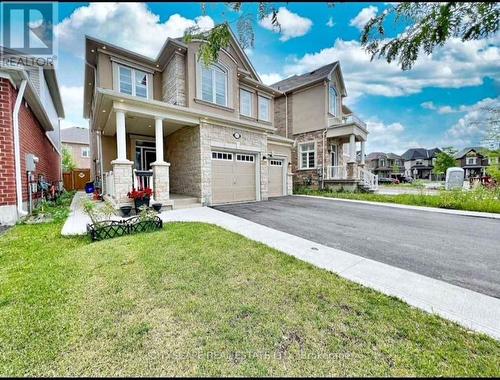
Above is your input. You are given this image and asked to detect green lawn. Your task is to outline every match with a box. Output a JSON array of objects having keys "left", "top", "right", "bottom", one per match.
[
  {"left": 0, "top": 217, "right": 499, "bottom": 375},
  {"left": 295, "top": 186, "right": 500, "bottom": 214}
]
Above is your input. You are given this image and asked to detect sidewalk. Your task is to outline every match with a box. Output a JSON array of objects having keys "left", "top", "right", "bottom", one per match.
[{"left": 159, "top": 206, "right": 500, "bottom": 340}]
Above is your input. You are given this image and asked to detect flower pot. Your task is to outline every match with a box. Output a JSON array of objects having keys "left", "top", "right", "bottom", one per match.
[
  {"left": 134, "top": 197, "right": 150, "bottom": 213},
  {"left": 120, "top": 205, "right": 132, "bottom": 217},
  {"left": 152, "top": 203, "right": 162, "bottom": 212}
]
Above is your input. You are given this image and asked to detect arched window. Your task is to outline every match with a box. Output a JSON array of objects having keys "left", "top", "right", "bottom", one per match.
[
  {"left": 329, "top": 86, "right": 338, "bottom": 116},
  {"left": 200, "top": 63, "right": 228, "bottom": 107}
]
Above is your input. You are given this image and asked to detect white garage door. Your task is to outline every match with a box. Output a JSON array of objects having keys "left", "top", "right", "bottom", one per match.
[
  {"left": 268, "top": 159, "right": 284, "bottom": 197},
  {"left": 212, "top": 151, "right": 257, "bottom": 204}
]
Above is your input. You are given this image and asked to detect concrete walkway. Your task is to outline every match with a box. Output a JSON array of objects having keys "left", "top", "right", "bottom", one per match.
[{"left": 160, "top": 207, "right": 500, "bottom": 340}]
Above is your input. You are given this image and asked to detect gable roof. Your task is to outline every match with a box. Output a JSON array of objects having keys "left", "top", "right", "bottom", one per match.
[
  {"left": 453, "top": 146, "right": 486, "bottom": 159},
  {"left": 271, "top": 62, "right": 347, "bottom": 96},
  {"left": 401, "top": 148, "right": 441, "bottom": 160},
  {"left": 61, "top": 127, "right": 90, "bottom": 145},
  {"left": 366, "top": 152, "right": 402, "bottom": 161}
]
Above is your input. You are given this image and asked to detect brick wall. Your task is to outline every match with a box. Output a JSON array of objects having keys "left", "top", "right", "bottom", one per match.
[
  {"left": 0, "top": 78, "right": 61, "bottom": 206},
  {"left": 0, "top": 78, "right": 16, "bottom": 207},
  {"left": 273, "top": 94, "right": 293, "bottom": 138},
  {"left": 166, "top": 125, "right": 201, "bottom": 197}
]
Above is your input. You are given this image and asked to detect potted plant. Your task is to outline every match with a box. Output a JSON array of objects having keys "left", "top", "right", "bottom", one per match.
[
  {"left": 152, "top": 203, "right": 162, "bottom": 212},
  {"left": 127, "top": 187, "right": 153, "bottom": 214},
  {"left": 120, "top": 205, "right": 132, "bottom": 217}
]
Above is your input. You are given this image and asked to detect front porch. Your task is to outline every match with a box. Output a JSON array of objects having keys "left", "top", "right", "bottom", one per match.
[
  {"left": 94, "top": 101, "right": 202, "bottom": 211},
  {"left": 321, "top": 116, "right": 378, "bottom": 191}
]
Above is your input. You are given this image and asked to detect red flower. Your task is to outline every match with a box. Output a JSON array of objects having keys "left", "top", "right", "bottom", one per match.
[{"left": 127, "top": 187, "right": 153, "bottom": 200}]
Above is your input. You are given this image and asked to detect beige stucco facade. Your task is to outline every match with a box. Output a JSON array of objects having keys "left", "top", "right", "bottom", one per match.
[{"left": 62, "top": 142, "right": 91, "bottom": 169}]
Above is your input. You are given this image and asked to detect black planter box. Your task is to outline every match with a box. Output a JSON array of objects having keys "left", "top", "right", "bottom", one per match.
[
  {"left": 86, "top": 216, "right": 163, "bottom": 241},
  {"left": 134, "top": 198, "right": 150, "bottom": 213}
]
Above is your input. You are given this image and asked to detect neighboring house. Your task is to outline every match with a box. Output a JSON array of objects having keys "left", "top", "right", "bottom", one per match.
[
  {"left": 453, "top": 147, "right": 490, "bottom": 179},
  {"left": 84, "top": 30, "right": 293, "bottom": 209},
  {"left": 401, "top": 148, "right": 442, "bottom": 180},
  {"left": 61, "top": 127, "right": 91, "bottom": 169},
  {"left": 365, "top": 152, "right": 404, "bottom": 179},
  {"left": 271, "top": 62, "right": 376, "bottom": 191},
  {"left": 0, "top": 64, "right": 64, "bottom": 225}
]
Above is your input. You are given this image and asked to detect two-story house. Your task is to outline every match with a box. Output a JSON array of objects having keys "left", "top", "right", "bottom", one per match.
[
  {"left": 270, "top": 62, "right": 376, "bottom": 191},
  {"left": 84, "top": 31, "right": 293, "bottom": 209},
  {"left": 0, "top": 63, "right": 64, "bottom": 225},
  {"left": 365, "top": 152, "right": 404, "bottom": 179},
  {"left": 453, "top": 147, "right": 491, "bottom": 179},
  {"left": 401, "top": 148, "right": 442, "bottom": 180}
]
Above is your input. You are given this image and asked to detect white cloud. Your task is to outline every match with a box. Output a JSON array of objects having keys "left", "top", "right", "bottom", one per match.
[
  {"left": 443, "top": 97, "right": 500, "bottom": 148},
  {"left": 259, "top": 7, "right": 312, "bottom": 42},
  {"left": 59, "top": 85, "right": 86, "bottom": 129},
  {"left": 326, "top": 17, "right": 335, "bottom": 28},
  {"left": 349, "top": 6, "right": 378, "bottom": 31},
  {"left": 259, "top": 72, "right": 283, "bottom": 86},
  {"left": 365, "top": 119, "right": 421, "bottom": 154},
  {"left": 56, "top": 3, "right": 214, "bottom": 58},
  {"left": 282, "top": 35, "right": 499, "bottom": 102}
]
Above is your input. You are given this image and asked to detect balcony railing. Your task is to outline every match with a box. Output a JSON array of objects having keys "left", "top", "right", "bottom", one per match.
[
  {"left": 343, "top": 114, "right": 366, "bottom": 129},
  {"left": 133, "top": 169, "right": 153, "bottom": 190}
]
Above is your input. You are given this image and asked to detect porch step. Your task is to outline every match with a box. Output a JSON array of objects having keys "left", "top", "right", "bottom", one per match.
[{"left": 171, "top": 196, "right": 202, "bottom": 210}]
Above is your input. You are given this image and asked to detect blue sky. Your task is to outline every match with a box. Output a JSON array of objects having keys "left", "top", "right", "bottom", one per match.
[{"left": 54, "top": 2, "right": 499, "bottom": 154}]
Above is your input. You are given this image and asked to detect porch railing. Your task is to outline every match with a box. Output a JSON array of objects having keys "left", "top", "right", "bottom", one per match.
[
  {"left": 343, "top": 114, "right": 367, "bottom": 129},
  {"left": 324, "top": 165, "right": 348, "bottom": 180},
  {"left": 104, "top": 171, "right": 115, "bottom": 197},
  {"left": 358, "top": 166, "right": 378, "bottom": 191},
  {"left": 133, "top": 169, "right": 153, "bottom": 190}
]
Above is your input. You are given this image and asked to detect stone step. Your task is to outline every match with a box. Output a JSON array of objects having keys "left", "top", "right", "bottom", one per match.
[{"left": 174, "top": 202, "right": 203, "bottom": 210}]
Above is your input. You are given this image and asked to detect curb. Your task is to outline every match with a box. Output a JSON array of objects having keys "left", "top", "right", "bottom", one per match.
[{"left": 293, "top": 194, "right": 500, "bottom": 220}]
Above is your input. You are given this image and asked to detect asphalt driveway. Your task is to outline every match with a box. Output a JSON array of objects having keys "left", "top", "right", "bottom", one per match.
[{"left": 213, "top": 196, "right": 500, "bottom": 299}]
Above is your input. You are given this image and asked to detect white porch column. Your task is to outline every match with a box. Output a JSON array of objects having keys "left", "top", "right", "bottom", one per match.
[
  {"left": 154, "top": 117, "right": 165, "bottom": 163},
  {"left": 111, "top": 109, "right": 133, "bottom": 207},
  {"left": 115, "top": 110, "right": 127, "bottom": 161},
  {"left": 360, "top": 140, "right": 366, "bottom": 166},
  {"left": 349, "top": 134, "right": 356, "bottom": 163}
]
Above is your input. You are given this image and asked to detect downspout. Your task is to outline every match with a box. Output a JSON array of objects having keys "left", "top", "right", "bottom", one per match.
[
  {"left": 13, "top": 79, "right": 28, "bottom": 217},
  {"left": 322, "top": 128, "right": 327, "bottom": 189},
  {"left": 284, "top": 92, "right": 288, "bottom": 139}
]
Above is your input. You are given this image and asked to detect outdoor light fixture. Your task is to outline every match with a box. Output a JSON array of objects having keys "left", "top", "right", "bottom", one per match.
[{"left": 233, "top": 132, "right": 241, "bottom": 139}]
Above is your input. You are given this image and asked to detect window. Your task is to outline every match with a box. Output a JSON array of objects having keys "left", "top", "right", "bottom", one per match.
[
  {"left": 118, "top": 65, "right": 148, "bottom": 98},
  {"left": 240, "top": 89, "right": 252, "bottom": 117},
  {"left": 489, "top": 157, "right": 499, "bottom": 165},
  {"left": 329, "top": 86, "right": 338, "bottom": 116},
  {"left": 270, "top": 160, "right": 283, "bottom": 166},
  {"left": 258, "top": 96, "right": 270, "bottom": 121},
  {"left": 416, "top": 160, "right": 423, "bottom": 165},
  {"left": 466, "top": 157, "right": 477, "bottom": 165},
  {"left": 81, "top": 147, "right": 90, "bottom": 158},
  {"left": 299, "top": 142, "right": 316, "bottom": 169},
  {"left": 211, "top": 151, "right": 233, "bottom": 161},
  {"left": 380, "top": 159, "right": 386, "bottom": 167},
  {"left": 200, "top": 64, "right": 227, "bottom": 106},
  {"left": 236, "top": 154, "right": 254, "bottom": 162}
]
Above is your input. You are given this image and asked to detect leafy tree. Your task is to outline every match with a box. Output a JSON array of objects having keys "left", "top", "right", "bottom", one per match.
[
  {"left": 361, "top": 2, "right": 499, "bottom": 70},
  {"left": 480, "top": 149, "right": 500, "bottom": 183},
  {"left": 478, "top": 105, "right": 500, "bottom": 150},
  {"left": 62, "top": 145, "right": 76, "bottom": 173},
  {"left": 186, "top": 2, "right": 499, "bottom": 70},
  {"left": 391, "top": 163, "right": 400, "bottom": 174},
  {"left": 433, "top": 150, "right": 457, "bottom": 176}
]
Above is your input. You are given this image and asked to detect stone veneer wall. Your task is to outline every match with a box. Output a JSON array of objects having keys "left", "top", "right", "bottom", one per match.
[
  {"left": 165, "top": 126, "right": 201, "bottom": 197},
  {"left": 162, "top": 52, "right": 186, "bottom": 106},
  {"left": 199, "top": 122, "right": 268, "bottom": 205},
  {"left": 273, "top": 94, "right": 293, "bottom": 138}
]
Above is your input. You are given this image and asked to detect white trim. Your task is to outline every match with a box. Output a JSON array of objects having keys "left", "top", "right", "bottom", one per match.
[
  {"left": 239, "top": 88, "right": 253, "bottom": 117},
  {"left": 115, "top": 63, "right": 150, "bottom": 100},
  {"left": 211, "top": 151, "right": 233, "bottom": 161},
  {"left": 109, "top": 56, "right": 155, "bottom": 74},
  {"left": 81, "top": 146, "right": 90, "bottom": 158},
  {"left": 298, "top": 141, "right": 317, "bottom": 170},
  {"left": 197, "top": 61, "right": 228, "bottom": 107},
  {"left": 258, "top": 95, "right": 270, "bottom": 122},
  {"left": 329, "top": 86, "right": 338, "bottom": 116},
  {"left": 13, "top": 80, "right": 28, "bottom": 218}
]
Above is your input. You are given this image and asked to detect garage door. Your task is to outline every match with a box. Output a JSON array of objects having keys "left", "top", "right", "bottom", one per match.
[
  {"left": 212, "top": 151, "right": 257, "bottom": 204},
  {"left": 268, "top": 159, "right": 284, "bottom": 197}
]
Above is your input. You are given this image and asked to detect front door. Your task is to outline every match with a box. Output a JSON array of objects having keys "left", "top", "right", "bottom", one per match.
[
  {"left": 331, "top": 144, "right": 338, "bottom": 166},
  {"left": 134, "top": 141, "right": 156, "bottom": 171}
]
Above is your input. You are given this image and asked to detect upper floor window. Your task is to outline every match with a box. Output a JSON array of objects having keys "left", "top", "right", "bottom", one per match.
[
  {"left": 329, "top": 86, "right": 338, "bottom": 116},
  {"left": 118, "top": 65, "right": 148, "bottom": 98},
  {"left": 380, "top": 159, "right": 386, "bottom": 167},
  {"left": 416, "top": 160, "right": 423, "bottom": 165},
  {"left": 81, "top": 147, "right": 90, "bottom": 158},
  {"left": 299, "top": 142, "right": 316, "bottom": 169},
  {"left": 489, "top": 157, "right": 499, "bottom": 165},
  {"left": 201, "top": 63, "right": 227, "bottom": 106},
  {"left": 240, "top": 89, "right": 253, "bottom": 117},
  {"left": 258, "top": 95, "right": 270, "bottom": 121},
  {"left": 466, "top": 157, "right": 477, "bottom": 165}
]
